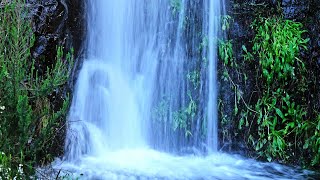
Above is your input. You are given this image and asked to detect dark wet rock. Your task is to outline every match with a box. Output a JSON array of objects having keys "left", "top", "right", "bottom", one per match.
[
  {"left": 27, "top": 0, "right": 85, "bottom": 69},
  {"left": 281, "top": 0, "right": 310, "bottom": 19},
  {"left": 26, "top": 0, "right": 86, "bottom": 101},
  {"left": 32, "top": 35, "right": 48, "bottom": 57}
]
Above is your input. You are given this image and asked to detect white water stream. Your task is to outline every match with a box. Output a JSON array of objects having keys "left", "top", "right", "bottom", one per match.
[{"left": 50, "top": 0, "right": 316, "bottom": 179}]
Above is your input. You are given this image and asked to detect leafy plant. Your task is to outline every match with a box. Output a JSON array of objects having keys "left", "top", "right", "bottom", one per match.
[
  {"left": 251, "top": 17, "right": 308, "bottom": 84},
  {"left": 218, "top": 40, "right": 235, "bottom": 67},
  {"left": 0, "top": 152, "right": 26, "bottom": 179},
  {"left": 239, "top": 17, "right": 318, "bottom": 166},
  {"left": 303, "top": 114, "right": 320, "bottom": 166},
  {"left": 170, "top": 0, "right": 182, "bottom": 15},
  {"left": 221, "top": 15, "right": 232, "bottom": 31},
  {"left": 152, "top": 97, "right": 169, "bottom": 122},
  {"left": 218, "top": 14, "right": 319, "bottom": 168},
  {"left": 0, "top": 0, "right": 74, "bottom": 177},
  {"left": 187, "top": 70, "right": 200, "bottom": 89},
  {"left": 173, "top": 92, "right": 197, "bottom": 137}
]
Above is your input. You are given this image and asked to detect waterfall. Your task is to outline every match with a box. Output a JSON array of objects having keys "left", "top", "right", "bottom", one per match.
[
  {"left": 50, "top": 0, "right": 314, "bottom": 179},
  {"left": 64, "top": 0, "right": 220, "bottom": 159},
  {"left": 206, "top": 0, "right": 220, "bottom": 152}
]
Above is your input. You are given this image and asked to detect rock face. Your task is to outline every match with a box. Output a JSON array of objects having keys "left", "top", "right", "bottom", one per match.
[
  {"left": 28, "top": 0, "right": 85, "bottom": 73},
  {"left": 27, "top": 0, "right": 86, "bottom": 107}
]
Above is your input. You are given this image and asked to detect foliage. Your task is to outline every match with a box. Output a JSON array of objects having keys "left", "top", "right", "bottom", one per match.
[
  {"left": 0, "top": 152, "right": 26, "bottom": 179},
  {"left": 240, "top": 17, "right": 319, "bottom": 167},
  {"left": 253, "top": 89, "right": 307, "bottom": 162},
  {"left": 0, "top": 0, "right": 73, "bottom": 177},
  {"left": 221, "top": 15, "right": 232, "bottom": 31},
  {"left": 173, "top": 92, "right": 197, "bottom": 137},
  {"left": 170, "top": 0, "right": 182, "bottom": 15},
  {"left": 303, "top": 114, "right": 320, "bottom": 166},
  {"left": 198, "top": 35, "right": 208, "bottom": 52},
  {"left": 218, "top": 13, "right": 319, "bottom": 168},
  {"left": 187, "top": 70, "right": 200, "bottom": 89},
  {"left": 218, "top": 40, "right": 235, "bottom": 68},
  {"left": 251, "top": 18, "right": 308, "bottom": 84},
  {"left": 152, "top": 97, "right": 169, "bottom": 122},
  {"left": 218, "top": 38, "right": 249, "bottom": 148},
  {"left": 245, "top": 17, "right": 308, "bottom": 162}
]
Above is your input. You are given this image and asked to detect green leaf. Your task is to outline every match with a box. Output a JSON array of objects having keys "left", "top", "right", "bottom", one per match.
[
  {"left": 222, "top": 24, "right": 226, "bottom": 31},
  {"left": 275, "top": 108, "right": 284, "bottom": 119},
  {"left": 234, "top": 106, "right": 239, "bottom": 115},
  {"left": 267, "top": 157, "right": 272, "bottom": 162},
  {"left": 239, "top": 118, "right": 244, "bottom": 129},
  {"left": 242, "top": 45, "right": 248, "bottom": 53}
]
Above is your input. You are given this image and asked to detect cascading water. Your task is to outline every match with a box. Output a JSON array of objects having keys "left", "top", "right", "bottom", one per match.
[
  {"left": 206, "top": 0, "right": 220, "bottom": 152},
  {"left": 51, "top": 0, "right": 315, "bottom": 179}
]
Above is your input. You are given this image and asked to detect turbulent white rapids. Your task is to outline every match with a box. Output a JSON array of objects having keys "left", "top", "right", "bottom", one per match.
[
  {"left": 51, "top": 0, "right": 315, "bottom": 179},
  {"left": 53, "top": 149, "right": 311, "bottom": 179}
]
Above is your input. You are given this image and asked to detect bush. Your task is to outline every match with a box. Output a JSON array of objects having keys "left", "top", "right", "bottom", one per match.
[
  {"left": 219, "top": 15, "right": 319, "bottom": 168},
  {"left": 0, "top": 0, "right": 73, "bottom": 176},
  {"left": 241, "top": 17, "right": 319, "bottom": 167},
  {"left": 0, "top": 152, "right": 26, "bottom": 179}
]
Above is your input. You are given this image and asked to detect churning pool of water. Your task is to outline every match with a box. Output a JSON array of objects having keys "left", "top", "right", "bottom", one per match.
[{"left": 51, "top": 148, "right": 316, "bottom": 180}]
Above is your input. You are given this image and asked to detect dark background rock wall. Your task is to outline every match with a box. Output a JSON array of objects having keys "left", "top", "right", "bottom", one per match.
[{"left": 29, "top": 0, "right": 85, "bottom": 59}]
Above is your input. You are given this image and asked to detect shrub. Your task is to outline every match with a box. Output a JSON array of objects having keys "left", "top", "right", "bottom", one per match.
[
  {"left": 241, "top": 17, "right": 320, "bottom": 167},
  {"left": 219, "top": 15, "right": 319, "bottom": 168},
  {"left": 0, "top": 0, "right": 73, "bottom": 176}
]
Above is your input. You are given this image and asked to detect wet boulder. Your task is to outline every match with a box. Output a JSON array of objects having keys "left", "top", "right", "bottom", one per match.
[{"left": 27, "top": 0, "right": 85, "bottom": 72}]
